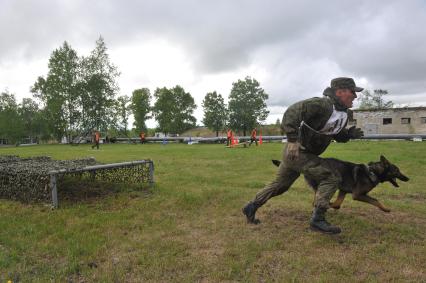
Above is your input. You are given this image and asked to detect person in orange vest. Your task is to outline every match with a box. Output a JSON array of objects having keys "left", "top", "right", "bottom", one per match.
[
  {"left": 91, "top": 130, "right": 100, "bottom": 150},
  {"left": 226, "top": 129, "right": 233, "bottom": 146},
  {"left": 139, "top": 131, "right": 146, "bottom": 144},
  {"left": 249, "top": 128, "right": 258, "bottom": 146}
]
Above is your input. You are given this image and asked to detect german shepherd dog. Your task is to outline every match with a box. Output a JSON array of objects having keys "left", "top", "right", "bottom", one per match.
[{"left": 272, "top": 156, "right": 409, "bottom": 212}]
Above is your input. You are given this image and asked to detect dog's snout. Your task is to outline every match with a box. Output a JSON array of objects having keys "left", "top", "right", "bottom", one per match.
[{"left": 399, "top": 174, "right": 409, "bottom": 182}]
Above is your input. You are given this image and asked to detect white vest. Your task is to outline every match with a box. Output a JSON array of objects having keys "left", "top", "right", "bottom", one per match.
[{"left": 318, "top": 105, "right": 348, "bottom": 135}]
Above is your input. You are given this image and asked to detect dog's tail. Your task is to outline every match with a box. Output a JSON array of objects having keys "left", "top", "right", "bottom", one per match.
[{"left": 272, "top": 159, "right": 281, "bottom": 167}]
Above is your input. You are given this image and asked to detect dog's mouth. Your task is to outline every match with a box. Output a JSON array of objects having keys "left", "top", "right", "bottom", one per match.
[
  {"left": 272, "top": 159, "right": 281, "bottom": 167},
  {"left": 389, "top": 174, "right": 409, "bottom": 187},
  {"left": 398, "top": 174, "right": 409, "bottom": 182},
  {"left": 389, "top": 178, "right": 399, "bottom": 187}
]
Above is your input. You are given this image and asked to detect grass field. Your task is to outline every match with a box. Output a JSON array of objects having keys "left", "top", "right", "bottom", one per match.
[{"left": 1, "top": 141, "right": 425, "bottom": 282}]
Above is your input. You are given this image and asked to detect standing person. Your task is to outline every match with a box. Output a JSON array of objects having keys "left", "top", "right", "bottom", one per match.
[
  {"left": 139, "top": 131, "right": 146, "bottom": 144},
  {"left": 226, "top": 129, "right": 233, "bottom": 146},
  {"left": 249, "top": 128, "right": 258, "bottom": 146},
  {"left": 242, "top": 77, "right": 364, "bottom": 234},
  {"left": 91, "top": 130, "right": 100, "bottom": 150}
]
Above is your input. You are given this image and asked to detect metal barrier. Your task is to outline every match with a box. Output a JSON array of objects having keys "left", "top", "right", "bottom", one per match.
[
  {"left": 114, "top": 134, "right": 425, "bottom": 143},
  {"left": 359, "top": 134, "right": 426, "bottom": 140},
  {"left": 49, "top": 160, "right": 154, "bottom": 208}
]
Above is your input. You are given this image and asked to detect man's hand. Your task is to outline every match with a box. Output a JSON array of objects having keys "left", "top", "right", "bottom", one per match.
[
  {"left": 286, "top": 142, "right": 300, "bottom": 161},
  {"left": 348, "top": 126, "right": 364, "bottom": 139}
]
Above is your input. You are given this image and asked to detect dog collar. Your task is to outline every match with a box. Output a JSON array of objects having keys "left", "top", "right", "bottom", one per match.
[{"left": 366, "top": 165, "right": 379, "bottom": 184}]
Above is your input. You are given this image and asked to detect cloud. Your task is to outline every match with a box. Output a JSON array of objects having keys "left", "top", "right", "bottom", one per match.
[{"left": 1, "top": 0, "right": 426, "bottom": 126}]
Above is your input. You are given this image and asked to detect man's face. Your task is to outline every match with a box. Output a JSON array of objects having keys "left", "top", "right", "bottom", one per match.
[{"left": 335, "top": 88, "right": 357, "bottom": 108}]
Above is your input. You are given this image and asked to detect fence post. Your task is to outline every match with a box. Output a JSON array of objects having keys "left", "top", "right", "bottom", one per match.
[
  {"left": 91, "top": 170, "right": 96, "bottom": 181},
  {"left": 50, "top": 174, "right": 58, "bottom": 208},
  {"left": 149, "top": 161, "right": 154, "bottom": 187}
]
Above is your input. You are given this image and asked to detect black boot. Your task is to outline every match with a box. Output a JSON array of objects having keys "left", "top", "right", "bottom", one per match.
[
  {"left": 310, "top": 207, "right": 341, "bottom": 234},
  {"left": 242, "top": 202, "right": 260, "bottom": 224}
]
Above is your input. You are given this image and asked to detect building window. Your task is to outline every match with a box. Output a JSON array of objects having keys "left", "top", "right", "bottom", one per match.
[
  {"left": 383, "top": 118, "right": 392, "bottom": 125},
  {"left": 401, "top": 118, "right": 411, "bottom": 124},
  {"left": 421, "top": 117, "right": 426, "bottom": 124}
]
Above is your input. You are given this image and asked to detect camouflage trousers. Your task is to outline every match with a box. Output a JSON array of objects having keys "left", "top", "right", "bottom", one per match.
[{"left": 252, "top": 145, "right": 341, "bottom": 209}]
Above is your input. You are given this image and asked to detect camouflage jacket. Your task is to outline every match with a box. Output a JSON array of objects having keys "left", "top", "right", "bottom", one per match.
[{"left": 281, "top": 88, "right": 352, "bottom": 155}]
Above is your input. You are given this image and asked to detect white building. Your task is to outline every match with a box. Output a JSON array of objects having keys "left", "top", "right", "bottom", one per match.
[{"left": 353, "top": 107, "right": 426, "bottom": 135}]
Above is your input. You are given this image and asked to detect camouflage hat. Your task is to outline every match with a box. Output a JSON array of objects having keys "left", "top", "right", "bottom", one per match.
[{"left": 330, "top": 77, "right": 364, "bottom": 92}]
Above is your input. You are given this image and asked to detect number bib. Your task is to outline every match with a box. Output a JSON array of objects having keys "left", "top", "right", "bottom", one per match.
[{"left": 319, "top": 106, "right": 348, "bottom": 135}]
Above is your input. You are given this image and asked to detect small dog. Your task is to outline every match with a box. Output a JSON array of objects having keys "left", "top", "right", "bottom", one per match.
[{"left": 272, "top": 155, "right": 409, "bottom": 212}]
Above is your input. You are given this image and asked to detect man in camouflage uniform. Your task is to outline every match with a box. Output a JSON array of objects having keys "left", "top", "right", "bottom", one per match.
[{"left": 242, "top": 77, "right": 364, "bottom": 234}]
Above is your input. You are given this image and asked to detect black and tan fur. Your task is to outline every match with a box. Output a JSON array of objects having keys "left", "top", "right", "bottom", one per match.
[{"left": 272, "top": 155, "right": 409, "bottom": 212}]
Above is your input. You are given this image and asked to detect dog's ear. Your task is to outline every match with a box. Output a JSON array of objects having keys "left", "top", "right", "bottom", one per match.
[{"left": 380, "top": 155, "right": 390, "bottom": 165}]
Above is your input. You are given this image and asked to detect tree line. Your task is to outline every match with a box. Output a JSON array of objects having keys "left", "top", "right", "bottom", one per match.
[
  {"left": 0, "top": 37, "right": 270, "bottom": 144},
  {"left": 1, "top": 37, "right": 394, "bottom": 145},
  {"left": 0, "top": 36, "right": 395, "bottom": 144}
]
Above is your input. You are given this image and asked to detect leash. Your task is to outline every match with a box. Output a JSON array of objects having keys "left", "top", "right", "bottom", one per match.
[
  {"left": 298, "top": 121, "right": 323, "bottom": 144},
  {"left": 299, "top": 121, "right": 323, "bottom": 135}
]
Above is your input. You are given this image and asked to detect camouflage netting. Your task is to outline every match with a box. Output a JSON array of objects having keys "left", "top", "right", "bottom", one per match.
[
  {"left": 1, "top": 155, "right": 155, "bottom": 205},
  {"left": 0, "top": 155, "right": 97, "bottom": 202}
]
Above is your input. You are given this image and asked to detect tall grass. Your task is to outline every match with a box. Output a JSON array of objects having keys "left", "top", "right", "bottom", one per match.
[{"left": 0, "top": 141, "right": 425, "bottom": 282}]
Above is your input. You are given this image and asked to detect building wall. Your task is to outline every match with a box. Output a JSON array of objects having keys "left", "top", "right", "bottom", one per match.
[{"left": 353, "top": 108, "right": 426, "bottom": 134}]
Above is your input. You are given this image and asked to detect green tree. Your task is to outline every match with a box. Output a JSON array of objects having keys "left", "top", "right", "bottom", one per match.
[
  {"left": 130, "top": 88, "right": 151, "bottom": 132},
  {"left": 228, "top": 76, "right": 269, "bottom": 135},
  {"left": 152, "top": 86, "right": 196, "bottom": 135},
  {"left": 202, "top": 91, "right": 227, "bottom": 137},
  {"left": 275, "top": 118, "right": 281, "bottom": 126},
  {"left": 32, "top": 109, "right": 51, "bottom": 142},
  {"left": 114, "top": 95, "right": 131, "bottom": 136},
  {"left": 358, "top": 89, "right": 394, "bottom": 109},
  {"left": 19, "top": 98, "right": 41, "bottom": 141},
  {"left": 31, "top": 41, "right": 80, "bottom": 141},
  {"left": 80, "top": 36, "right": 120, "bottom": 132},
  {"left": 0, "top": 91, "right": 24, "bottom": 143}
]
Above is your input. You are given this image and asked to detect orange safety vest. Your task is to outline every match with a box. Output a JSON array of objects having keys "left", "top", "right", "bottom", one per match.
[
  {"left": 227, "top": 130, "right": 232, "bottom": 138},
  {"left": 251, "top": 129, "right": 257, "bottom": 138}
]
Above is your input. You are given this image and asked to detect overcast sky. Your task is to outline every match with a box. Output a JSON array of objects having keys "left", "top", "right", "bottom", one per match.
[{"left": 1, "top": 0, "right": 426, "bottom": 127}]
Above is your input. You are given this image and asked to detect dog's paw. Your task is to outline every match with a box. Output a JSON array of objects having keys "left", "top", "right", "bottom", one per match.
[{"left": 329, "top": 202, "right": 341, "bottom": 209}]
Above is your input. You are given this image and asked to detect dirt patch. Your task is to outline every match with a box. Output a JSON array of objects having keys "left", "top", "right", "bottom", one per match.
[
  {"left": 341, "top": 207, "right": 426, "bottom": 226},
  {"left": 387, "top": 192, "right": 426, "bottom": 202},
  {"left": 263, "top": 207, "right": 310, "bottom": 224}
]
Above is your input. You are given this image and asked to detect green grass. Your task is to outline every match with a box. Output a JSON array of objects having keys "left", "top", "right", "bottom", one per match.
[{"left": 0, "top": 141, "right": 425, "bottom": 282}]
